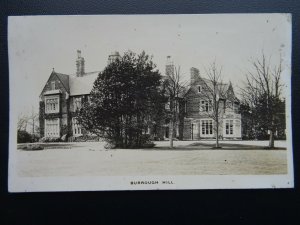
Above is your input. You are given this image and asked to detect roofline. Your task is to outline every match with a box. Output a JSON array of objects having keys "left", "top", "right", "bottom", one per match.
[
  {"left": 39, "top": 71, "right": 70, "bottom": 98},
  {"left": 55, "top": 73, "right": 70, "bottom": 93}
]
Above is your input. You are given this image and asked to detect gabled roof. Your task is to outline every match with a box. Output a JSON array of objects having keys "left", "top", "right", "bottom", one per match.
[
  {"left": 69, "top": 71, "right": 99, "bottom": 96},
  {"left": 41, "top": 70, "right": 100, "bottom": 97},
  {"left": 55, "top": 72, "right": 70, "bottom": 92},
  {"left": 184, "top": 73, "right": 240, "bottom": 101},
  {"left": 40, "top": 71, "right": 70, "bottom": 97}
]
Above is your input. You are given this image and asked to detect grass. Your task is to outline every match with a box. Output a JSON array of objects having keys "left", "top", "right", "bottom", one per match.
[{"left": 15, "top": 140, "right": 288, "bottom": 177}]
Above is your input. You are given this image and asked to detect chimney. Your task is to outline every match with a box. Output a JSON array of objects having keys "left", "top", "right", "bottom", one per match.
[
  {"left": 190, "top": 67, "right": 199, "bottom": 85},
  {"left": 76, "top": 50, "right": 85, "bottom": 77},
  {"left": 165, "top": 56, "right": 174, "bottom": 77},
  {"left": 107, "top": 51, "right": 121, "bottom": 64}
]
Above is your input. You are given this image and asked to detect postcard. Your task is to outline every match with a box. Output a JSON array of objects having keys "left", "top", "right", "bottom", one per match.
[{"left": 8, "top": 14, "right": 293, "bottom": 192}]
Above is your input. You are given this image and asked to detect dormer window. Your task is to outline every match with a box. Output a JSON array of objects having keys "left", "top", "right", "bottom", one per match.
[
  {"left": 51, "top": 81, "right": 56, "bottom": 90},
  {"left": 198, "top": 85, "right": 202, "bottom": 93}
]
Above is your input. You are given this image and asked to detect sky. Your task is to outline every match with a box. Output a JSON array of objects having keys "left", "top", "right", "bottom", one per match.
[{"left": 8, "top": 14, "right": 291, "bottom": 115}]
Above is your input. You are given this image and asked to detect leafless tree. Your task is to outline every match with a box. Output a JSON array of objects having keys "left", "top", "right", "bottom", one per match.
[
  {"left": 201, "top": 60, "right": 227, "bottom": 148},
  {"left": 17, "top": 106, "right": 39, "bottom": 135},
  {"left": 242, "top": 52, "right": 283, "bottom": 148},
  {"left": 17, "top": 113, "right": 28, "bottom": 131},
  {"left": 164, "top": 66, "right": 187, "bottom": 148}
]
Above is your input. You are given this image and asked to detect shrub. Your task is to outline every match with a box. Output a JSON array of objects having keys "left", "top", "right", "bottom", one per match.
[
  {"left": 17, "top": 130, "right": 32, "bottom": 143},
  {"left": 140, "top": 134, "right": 155, "bottom": 148},
  {"left": 40, "top": 137, "right": 61, "bottom": 142},
  {"left": 104, "top": 140, "right": 117, "bottom": 149},
  {"left": 21, "top": 144, "right": 44, "bottom": 151},
  {"left": 71, "top": 135, "right": 100, "bottom": 142}
]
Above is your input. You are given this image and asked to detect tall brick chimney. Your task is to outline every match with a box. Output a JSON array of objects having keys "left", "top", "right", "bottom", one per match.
[
  {"left": 190, "top": 67, "right": 199, "bottom": 85},
  {"left": 165, "top": 56, "right": 174, "bottom": 77},
  {"left": 76, "top": 50, "right": 85, "bottom": 77},
  {"left": 107, "top": 51, "right": 121, "bottom": 64}
]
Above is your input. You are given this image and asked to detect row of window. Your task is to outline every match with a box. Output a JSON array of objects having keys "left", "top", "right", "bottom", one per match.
[
  {"left": 199, "top": 100, "right": 237, "bottom": 113},
  {"left": 44, "top": 118, "right": 82, "bottom": 137},
  {"left": 45, "top": 96, "right": 236, "bottom": 115},
  {"left": 192, "top": 119, "right": 237, "bottom": 136},
  {"left": 44, "top": 96, "right": 84, "bottom": 113}
]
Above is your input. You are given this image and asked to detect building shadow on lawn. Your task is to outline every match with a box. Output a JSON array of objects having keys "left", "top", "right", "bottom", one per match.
[{"left": 150, "top": 142, "right": 287, "bottom": 151}]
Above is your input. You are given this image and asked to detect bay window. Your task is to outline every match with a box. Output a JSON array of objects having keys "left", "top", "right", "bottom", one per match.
[
  {"left": 45, "top": 96, "right": 59, "bottom": 113},
  {"left": 45, "top": 118, "right": 60, "bottom": 137}
]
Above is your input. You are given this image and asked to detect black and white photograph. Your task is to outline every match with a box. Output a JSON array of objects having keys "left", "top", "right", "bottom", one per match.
[{"left": 8, "top": 14, "right": 293, "bottom": 191}]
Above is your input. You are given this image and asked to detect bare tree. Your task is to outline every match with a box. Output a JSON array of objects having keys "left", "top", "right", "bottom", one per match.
[
  {"left": 242, "top": 52, "right": 283, "bottom": 148},
  {"left": 164, "top": 66, "right": 187, "bottom": 148},
  {"left": 27, "top": 107, "right": 39, "bottom": 135},
  {"left": 17, "top": 106, "right": 39, "bottom": 135},
  {"left": 17, "top": 113, "right": 28, "bottom": 131},
  {"left": 201, "top": 60, "right": 227, "bottom": 148}
]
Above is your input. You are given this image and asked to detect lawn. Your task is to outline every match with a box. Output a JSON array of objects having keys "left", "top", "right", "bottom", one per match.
[{"left": 15, "top": 140, "right": 287, "bottom": 177}]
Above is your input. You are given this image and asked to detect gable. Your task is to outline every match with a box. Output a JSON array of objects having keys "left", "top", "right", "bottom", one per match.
[
  {"left": 185, "top": 76, "right": 237, "bottom": 102},
  {"left": 185, "top": 77, "right": 212, "bottom": 98},
  {"left": 40, "top": 71, "right": 70, "bottom": 97},
  {"left": 226, "top": 87, "right": 239, "bottom": 102}
]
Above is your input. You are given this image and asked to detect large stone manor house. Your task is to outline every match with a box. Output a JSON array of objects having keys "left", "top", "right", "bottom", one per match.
[{"left": 39, "top": 51, "right": 242, "bottom": 140}]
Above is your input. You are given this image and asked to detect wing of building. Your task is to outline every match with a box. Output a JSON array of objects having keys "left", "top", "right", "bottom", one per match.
[
  {"left": 182, "top": 67, "right": 242, "bottom": 140},
  {"left": 160, "top": 57, "right": 242, "bottom": 140},
  {"left": 39, "top": 50, "right": 121, "bottom": 140}
]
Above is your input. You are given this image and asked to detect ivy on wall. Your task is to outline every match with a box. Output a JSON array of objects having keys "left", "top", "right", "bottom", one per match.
[{"left": 39, "top": 101, "right": 45, "bottom": 137}]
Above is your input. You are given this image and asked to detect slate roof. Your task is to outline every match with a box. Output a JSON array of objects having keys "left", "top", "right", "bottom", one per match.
[
  {"left": 69, "top": 71, "right": 99, "bottom": 96},
  {"left": 41, "top": 70, "right": 100, "bottom": 97},
  {"left": 55, "top": 72, "right": 70, "bottom": 92}
]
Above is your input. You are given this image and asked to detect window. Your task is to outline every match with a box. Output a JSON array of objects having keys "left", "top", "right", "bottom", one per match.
[
  {"left": 200, "top": 100, "right": 212, "bottom": 112},
  {"left": 72, "top": 117, "right": 82, "bottom": 136},
  {"left": 45, "top": 119, "right": 60, "bottom": 137},
  {"left": 165, "top": 102, "right": 170, "bottom": 110},
  {"left": 227, "top": 101, "right": 234, "bottom": 112},
  {"left": 201, "top": 120, "right": 213, "bottom": 135},
  {"left": 45, "top": 96, "right": 59, "bottom": 113},
  {"left": 51, "top": 81, "right": 56, "bottom": 90},
  {"left": 198, "top": 85, "right": 202, "bottom": 93},
  {"left": 233, "top": 103, "right": 239, "bottom": 113},
  {"left": 174, "top": 100, "right": 179, "bottom": 112},
  {"left": 74, "top": 97, "right": 82, "bottom": 111},
  {"left": 225, "top": 120, "right": 234, "bottom": 135},
  {"left": 146, "top": 126, "right": 151, "bottom": 134}
]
